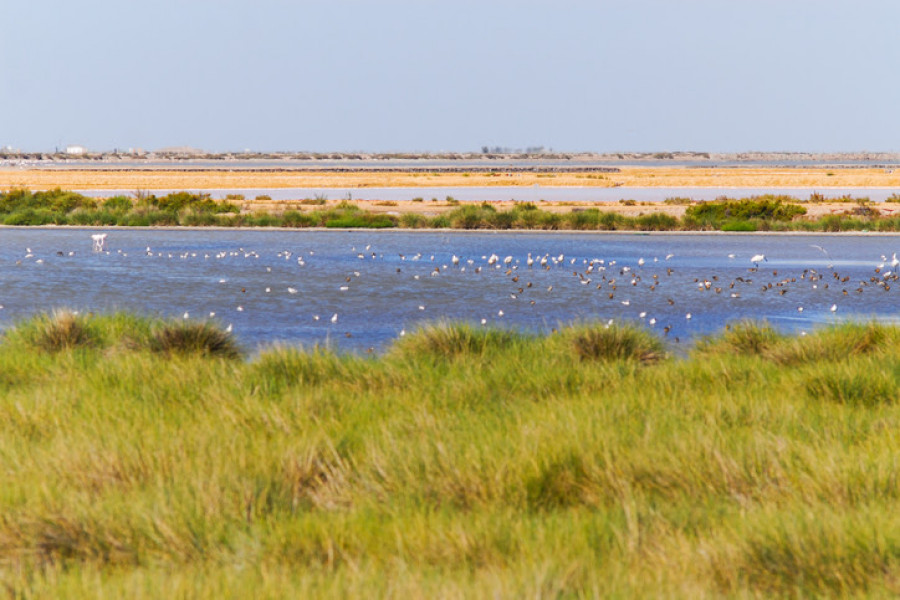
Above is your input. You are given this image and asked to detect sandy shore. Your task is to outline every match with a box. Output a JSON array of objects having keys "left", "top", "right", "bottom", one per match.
[
  {"left": 2, "top": 167, "right": 898, "bottom": 220},
  {"left": 2, "top": 166, "right": 900, "bottom": 190}
]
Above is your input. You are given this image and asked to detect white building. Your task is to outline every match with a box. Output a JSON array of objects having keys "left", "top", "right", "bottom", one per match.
[{"left": 65, "top": 145, "right": 87, "bottom": 155}]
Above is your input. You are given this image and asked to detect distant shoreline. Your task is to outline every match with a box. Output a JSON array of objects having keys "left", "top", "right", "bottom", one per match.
[{"left": 3, "top": 166, "right": 900, "bottom": 192}]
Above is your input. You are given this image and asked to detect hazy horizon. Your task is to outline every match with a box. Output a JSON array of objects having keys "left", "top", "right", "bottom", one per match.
[{"left": 4, "top": 1, "right": 900, "bottom": 154}]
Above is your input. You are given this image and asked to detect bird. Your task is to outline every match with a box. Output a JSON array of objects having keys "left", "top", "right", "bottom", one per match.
[
  {"left": 331, "top": 313, "right": 338, "bottom": 324},
  {"left": 830, "top": 304, "right": 838, "bottom": 313},
  {"left": 750, "top": 254, "right": 766, "bottom": 266}
]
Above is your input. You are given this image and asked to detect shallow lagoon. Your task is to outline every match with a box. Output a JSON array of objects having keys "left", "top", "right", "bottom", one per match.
[{"left": 2, "top": 229, "right": 899, "bottom": 353}]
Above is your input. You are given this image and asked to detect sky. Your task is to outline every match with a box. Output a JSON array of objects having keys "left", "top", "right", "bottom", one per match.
[{"left": 2, "top": 0, "right": 899, "bottom": 153}]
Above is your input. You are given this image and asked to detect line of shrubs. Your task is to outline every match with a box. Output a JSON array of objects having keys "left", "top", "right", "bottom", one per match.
[{"left": 4, "top": 189, "right": 900, "bottom": 231}]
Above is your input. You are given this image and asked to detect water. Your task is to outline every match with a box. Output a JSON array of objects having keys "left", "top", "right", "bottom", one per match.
[
  {"left": 76, "top": 186, "right": 900, "bottom": 203},
  {"left": 2, "top": 229, "right": 900, "bottom": 353}
]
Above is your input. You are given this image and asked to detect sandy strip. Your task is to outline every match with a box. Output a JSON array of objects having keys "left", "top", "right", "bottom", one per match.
[{"left": 2, "top": 167, "right": 900, "bottom": 190}]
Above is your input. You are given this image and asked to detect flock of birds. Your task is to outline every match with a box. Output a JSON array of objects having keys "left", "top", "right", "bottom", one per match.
[{"left": 5, "top": 233, "right": 900, "bottom": 350}]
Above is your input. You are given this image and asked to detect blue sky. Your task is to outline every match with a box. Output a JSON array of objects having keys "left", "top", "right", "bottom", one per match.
[{"left": 2, "top": 0, "right": 899, "bottom": 153}]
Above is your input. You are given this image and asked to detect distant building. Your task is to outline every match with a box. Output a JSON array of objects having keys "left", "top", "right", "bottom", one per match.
[{"left": 65, "top": 145, "right": 87, "bottom": 155}]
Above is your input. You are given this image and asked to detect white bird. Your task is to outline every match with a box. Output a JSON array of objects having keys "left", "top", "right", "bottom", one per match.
[
  {"left": 451, "top": 255, "right": 460, "bottom": 265},
  {"left": 225, "top": 324, "right": 233, "bottom": 333},
  {"left": 665, "top": 253, "right": 675, "bottom": 260},
  {"left": 686, "top": 313, "right": 692, "bottom": 320},
  {"left": 183, "top": 312, "right": 189, "bottom": 319},
  {"left": 330, "top": 313, "right": 338, "bottom": 323},
  {"left": 287, "top": 287, "right": 298, "bottom": 294},
  {"left": 830, "top": 304, "right": 838, "bottom": 313},
  {"left": 637, "top": 258, "right": 645, "bottom": 267},
  {"left": 750, "top": 254, "right": 766, "bottom": 266}
]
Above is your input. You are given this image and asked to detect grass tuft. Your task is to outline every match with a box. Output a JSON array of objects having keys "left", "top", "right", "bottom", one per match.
[
  {"left": 144, "top": 321, "right": 242, "bottom": 359},
  {"left": 12, "top": 310, "right": 98, "bottom": 353},
  {"left": 694, "top": 320, "right": 783, "bottom": 357},
  {"left": 562, "top": 322, "right": 666, "bottom": 363},
  {"left": 389, "top": 322, "right": 527, "bottom": 360}
]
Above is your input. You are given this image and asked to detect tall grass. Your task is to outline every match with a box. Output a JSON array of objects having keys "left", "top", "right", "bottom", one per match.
[{"left": 4, "top": 315, "right": 900, "bottom": 596}]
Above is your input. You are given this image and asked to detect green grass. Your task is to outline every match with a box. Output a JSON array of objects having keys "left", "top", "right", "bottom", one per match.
[{"left": 5, "top": 314, "right": 900, "bottom": 596}]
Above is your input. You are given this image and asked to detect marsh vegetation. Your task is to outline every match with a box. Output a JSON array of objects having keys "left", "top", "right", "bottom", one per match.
[
  {"left": 7, "top": 189, "right": 900, "bottom": 231},
  {"left": 4, "top": 312, "right": 900, "bottom": 596}
]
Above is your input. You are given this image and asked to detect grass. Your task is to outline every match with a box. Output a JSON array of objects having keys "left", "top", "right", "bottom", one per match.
[{"left": 6, "top": 314, "right": 900, "bottom": 595}]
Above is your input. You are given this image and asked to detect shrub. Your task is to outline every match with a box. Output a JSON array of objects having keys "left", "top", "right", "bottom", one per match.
[{"left": 102, "top": 195, "right": 133, "bottom": 212}]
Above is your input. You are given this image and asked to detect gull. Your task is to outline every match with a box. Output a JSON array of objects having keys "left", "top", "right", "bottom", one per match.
[
  {"left": 340, "top": 286, "right": 349, "bottom": 291},
  {"left": 810, "top": 244, "right": 834, "bottom": 268},
  {"left": 225, "top": 324, "right": 233, "bottom": 333},
  {"left": 686, "top": 313, "right": 692, "bottom": 320},
  {"left": 637, "top": 258, "right": 645, "bottom": 267},
  {"left": 665, "top": 253, "right": 675, "bottom": 260},
  {"left": 331, "top": 313, "right": 338, "bottom": 324},
  {"left": 236, "top": 306, "right": 244, "bottom": 312},
  {"left": 830, "top": 304, "right": 837, "bottom": 313},
  {"left": 183, "top": 312, "right": 189, "bottom": 319},
  {"left": 480, "top": 318, "right": 487, "bottom": 325},
  {"left": 504, "top": 256, "right": 513, "bottom": 266},
  {"left": 639, "top": 311, "right": 646, "bottom": 318},
  {"left": 287, "top": 287, "right": 298, "bottom": 294},
  {"left": 452, "top": 255, "right": 459, "bottom": 265}
]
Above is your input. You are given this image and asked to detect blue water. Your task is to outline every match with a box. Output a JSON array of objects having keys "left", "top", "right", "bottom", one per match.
[{"left": 2, "top": 229, "right": 900, "bottom": 353}]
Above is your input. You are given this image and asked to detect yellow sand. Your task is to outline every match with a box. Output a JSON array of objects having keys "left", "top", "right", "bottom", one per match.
[{"left": 2, "top": 167, "right": 900, "bottom": 190}]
